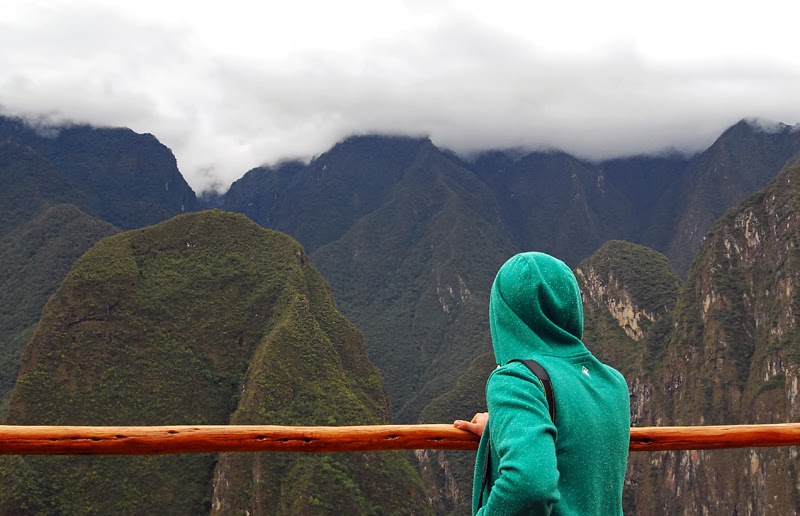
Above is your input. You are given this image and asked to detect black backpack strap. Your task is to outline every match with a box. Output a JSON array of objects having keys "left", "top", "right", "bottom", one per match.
[
  {"left": 478, "top": 359, "right": 555, "bottom": 510},
  {"left": 519, "top": 359, "right": 556, "bottom": 423}
]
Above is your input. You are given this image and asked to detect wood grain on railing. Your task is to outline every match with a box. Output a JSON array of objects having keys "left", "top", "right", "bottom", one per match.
[{"left": 1, "top": 423, "right": 800, "bottom": 455}]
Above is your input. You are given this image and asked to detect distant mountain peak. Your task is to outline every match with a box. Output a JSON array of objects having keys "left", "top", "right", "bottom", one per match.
[{"left": 740, "top": 117, "right": 794, "bottom": 134}]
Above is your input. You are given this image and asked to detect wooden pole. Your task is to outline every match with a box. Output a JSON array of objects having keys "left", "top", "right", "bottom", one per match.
[
  {"left": 628, "top": 423, "right": 800, "bottom": 452},
  {"left": 0, "top": 424, "right": 477, "bottom": 455},
  {"left": 1, "top": 423, "right": 800, "bottom": 455}
]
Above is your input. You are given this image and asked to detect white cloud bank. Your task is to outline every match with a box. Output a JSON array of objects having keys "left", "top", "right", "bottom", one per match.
[{"left": 2, "top": 0, "right": 800, "bottom": 192}]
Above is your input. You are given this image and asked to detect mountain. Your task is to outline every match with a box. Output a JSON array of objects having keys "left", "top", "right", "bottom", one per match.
[
  {"left": 577, "top": 239, "right": 680, "bottom": 375},
  {"left": 3, "top": 115, "right": 800, "bottom": 513},
  {"left": 634, "top": 162, "right": 800, "bottom": 514},
  {"left": 473, "top": 150, "right": 637, "bottom": 266},
  {"left": 540, "top": 163, "right": 800, "bottom": 515},
  {"left": 0, "top": 211, "right": 429, "bottom": 515},
  {"left": 311, "top": 141, "right": 517, "bottom": 421},
  {"left": 0, "top": 115, "right": 197, "bottom": 229},
  {"left": 470, "top": 121, "right": 800, "bottom": 275},
  {"left": 0, "top": 115, "right": 205, "bottom": 413},
  {"left": 0, "top": 203, "right": 117, "bottom": 413},
  {"left": 0, "top": 140, "right": 120, "bottom": 412},
  {"left": 219, "top": 122, "right": 799, "bottom": 424},
  {"left": 666, "top": 120, "right": 800, "bottom": 274},
  {"left": 222, "top": 135, "right": 429, "bottom": 252},
  {"left": 0, "top": 140, "right": 85, "bottom": 235},
  {"left": 211, "top": 123, "right": 800, "bottom": 513},
  {"left": 597, "top": 155, "right": 691, "bottom": 253}
]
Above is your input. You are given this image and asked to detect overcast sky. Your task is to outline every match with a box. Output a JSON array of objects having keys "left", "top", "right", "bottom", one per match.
[{"left": 2, "top": 0, "right": 800, "bottom": 192}]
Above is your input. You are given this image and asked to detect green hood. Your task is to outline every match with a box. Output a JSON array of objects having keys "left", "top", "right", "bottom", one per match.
[{"left": 489, "top": 252, "right": 585, "bottom": 365}]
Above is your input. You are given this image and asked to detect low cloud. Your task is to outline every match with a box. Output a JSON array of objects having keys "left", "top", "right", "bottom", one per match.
[{"left": 3, "top": 1, "right": 800, "bottom": 193}]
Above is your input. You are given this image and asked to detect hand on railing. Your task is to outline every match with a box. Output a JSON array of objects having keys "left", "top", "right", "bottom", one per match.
[{"left": 454, "top": 412, "right": 489, "bottom": 437}]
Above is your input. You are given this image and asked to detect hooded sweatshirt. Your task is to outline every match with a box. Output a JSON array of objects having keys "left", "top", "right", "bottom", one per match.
[{"left": 472, "top": 252, "right": 630, "bottom": 515}]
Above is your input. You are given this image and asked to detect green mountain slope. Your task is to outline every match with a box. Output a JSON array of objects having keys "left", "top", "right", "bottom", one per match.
[
  {"left": 468, "top": 122, "right": 800, "bottom": 274},
  {"left": 0, "top": 141, "right": 119, "bottom": 413},
  {"left": 0, "top": 116, "right": 206, "bottom": 414},
  {"left": 0, "top": 141, "right": 86, "bottom": 236},
  {"left": 598, "top": 155, "right": 690, "bottom": 253},
  {"left": 0, "top": 211, "right": 428, "bottom": 515},
  {"left": 312, "top": 142, "right": 517, "bottom": 422},
  {"left": 0, "top": 203, "right": 117, "bottom": 413}
]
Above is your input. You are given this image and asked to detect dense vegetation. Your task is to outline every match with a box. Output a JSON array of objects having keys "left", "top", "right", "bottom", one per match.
[
  {"left": 312, "top": 144, "right": 516, "bottom": 421},
  {"left": 1, "top": 211, "right": 429, "bottom": 514},
  {"left": 0, "top": 140, "right": 120, "bottom": 413},
  {"left": 0, "top": 115, "right": 198, "bottom": 414}
]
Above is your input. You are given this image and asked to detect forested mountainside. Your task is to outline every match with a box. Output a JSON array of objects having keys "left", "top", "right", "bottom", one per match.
[
  {"left": 0, "top": 203, "right": 116, "bottom": 413},
  {"left": 313, "top": 142, "right": 516, "bottom": 422},
  {"left": 0, "top": 115, "right": 199, "bottom": 413},
  {"left": 0, "top": 140, "right": 119, "bottom": 411},
  {"left": 0, "top": 211, "right": 429, "bottom": 515},
  {"left": 223, "top": 121, "right": 800, "bottom": 276},
  {"left": 222, "top": 136, "right": 429, "bottom": 252},
  {"left": 666, "top": 121, "right": 800, "bottom": 275},
  {"left": 220, "top": 121, "right": 800, "bottom": 424}
]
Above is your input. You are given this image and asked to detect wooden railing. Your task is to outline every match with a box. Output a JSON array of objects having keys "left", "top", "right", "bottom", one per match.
[{"left": 2, "top": 423, "right": 800, "bottom": 455}]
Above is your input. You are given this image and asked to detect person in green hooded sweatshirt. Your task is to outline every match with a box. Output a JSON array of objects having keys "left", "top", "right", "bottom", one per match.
[{"left": 455, "top": 252, "right": 630, "bottom": 515}]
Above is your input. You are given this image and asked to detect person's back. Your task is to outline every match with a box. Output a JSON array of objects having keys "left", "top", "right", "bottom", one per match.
[
  {"left": 533, "top": 353, "right": 629, "bottom": 514},
  {"left": 456, "top": 252, "right": 630, "bottom": 515}
]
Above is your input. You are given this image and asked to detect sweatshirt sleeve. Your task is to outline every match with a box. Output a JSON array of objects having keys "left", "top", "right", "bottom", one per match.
[{"left": 476, "top": 363, "right": 560, "bottom": 516}]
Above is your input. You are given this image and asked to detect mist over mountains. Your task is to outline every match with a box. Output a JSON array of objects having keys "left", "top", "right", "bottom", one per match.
[{"left": 2, "top": 114, "right": 800, "bottom": 513}]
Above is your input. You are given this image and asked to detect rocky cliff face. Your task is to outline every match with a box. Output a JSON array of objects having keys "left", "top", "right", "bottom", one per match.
[
  {"left": 579, "top": 265, "right": 659, "bottom": 342},
  {"left": 576, "top": 166, "right": 800, "bottom": 514},
  {"left": 642, "top": 164, "right": 800, "bottom": 515},
  {"left": 666, "top": 120, "right": 800, "bottom": 275}
]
